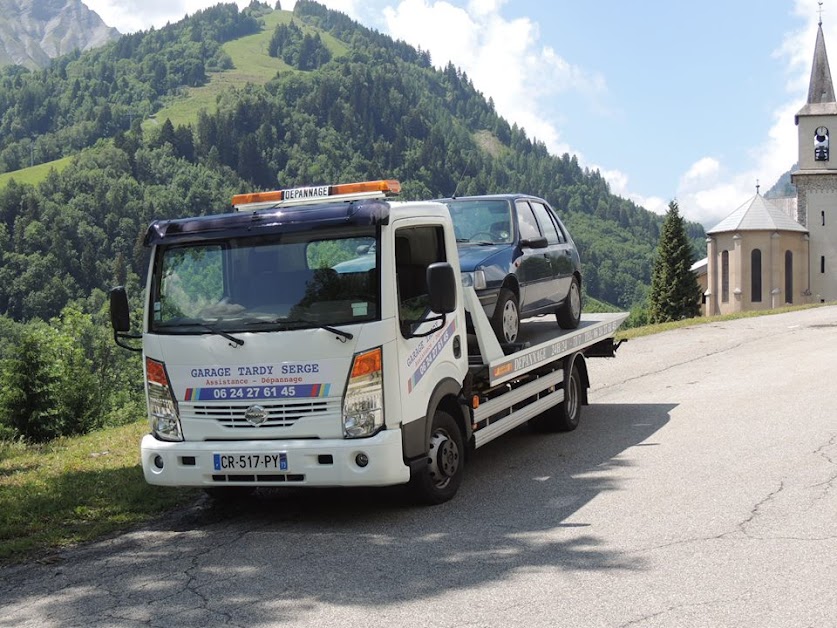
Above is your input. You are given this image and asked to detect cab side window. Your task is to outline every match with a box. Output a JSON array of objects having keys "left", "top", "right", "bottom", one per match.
[{"left": 395, "top": 225, "right": 447, "bottom": 334}]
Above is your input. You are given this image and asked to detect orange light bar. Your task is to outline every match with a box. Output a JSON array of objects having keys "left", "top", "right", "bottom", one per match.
[
  {"left": 332, "top": 179, "right": 401, "bottom": 196},
  {"left": 146, "top": 357, "right": 169, "bottom": 387},
  {"left": 231, "top": 189, "right": 285, "bottom": 207},
  {"left": 231, "top": 179, "right": 400, "bottom": 208},
  {"left": 350, "top": 347, "right": 383, "bottom": 379}
]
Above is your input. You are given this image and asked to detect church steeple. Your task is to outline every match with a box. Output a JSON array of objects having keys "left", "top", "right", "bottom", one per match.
[
  {"left": 796, "top": 16, "right": 837, "bottom": 122},
  {"left": 807, "top": 22, "right": 835, "bottom": 105}
]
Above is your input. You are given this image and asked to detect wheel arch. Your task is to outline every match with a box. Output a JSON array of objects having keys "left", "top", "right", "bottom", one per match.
[
  {"left": 502, "top": 274, "right": 520, "bottom": 299},
  {"left": 401, "top": 377, "right": 470, "bottom": 468},
  {"left": 567, "top": 351, "right": 589, "bottom": 406}
]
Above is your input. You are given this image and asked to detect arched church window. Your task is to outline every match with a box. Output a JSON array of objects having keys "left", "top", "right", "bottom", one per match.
[
  {"left": 785, "top": 251, "right": 793, "bottom": 304},
  {"left": 751, "top": 249, "right": 762, "bottom": 302},
  {"left": 815, "top": 126, "right": 830, "bottom": 161},
  {"left": 721, "top": 250, "right": 729, "bottom": 303}
]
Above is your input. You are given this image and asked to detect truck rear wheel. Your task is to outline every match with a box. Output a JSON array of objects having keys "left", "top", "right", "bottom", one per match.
[
  {"left": 530, "top": 361, "right": 582, "bottom": 433},
  {"left": 410, "top": 410, "right": 464, "bottom": 505}
]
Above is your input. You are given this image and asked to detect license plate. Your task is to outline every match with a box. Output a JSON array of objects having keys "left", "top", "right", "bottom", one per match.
[{"left": 213, "top": 453, "right": 288, "bottom": 472}]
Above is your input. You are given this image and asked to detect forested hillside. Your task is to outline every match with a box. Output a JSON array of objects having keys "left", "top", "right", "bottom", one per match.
[{"left": 0, "top": 1, "right": 705, "bottom": 440}]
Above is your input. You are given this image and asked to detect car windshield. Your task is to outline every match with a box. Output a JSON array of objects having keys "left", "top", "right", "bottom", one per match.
[
  {"left": 151, "top": 229, "right": 379, "bottom": 333},
  {"left": 445, "top": 199, "right": 513, "bottom": 244}
]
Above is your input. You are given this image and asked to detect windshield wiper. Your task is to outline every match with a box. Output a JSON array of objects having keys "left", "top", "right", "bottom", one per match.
[
  {"left": 274, "top": 318, "right": 354, "bottom": 341},
  {"left": 201, "top": 322, "right": 245, "bottom": 346},
  {"left": 160, "top": 319, "right": 244, "bottom": 346}
]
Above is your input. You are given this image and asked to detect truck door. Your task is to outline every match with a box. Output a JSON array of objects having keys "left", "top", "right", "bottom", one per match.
[{"left": 394, "top": 223, "right": 462, "bottom": 420}]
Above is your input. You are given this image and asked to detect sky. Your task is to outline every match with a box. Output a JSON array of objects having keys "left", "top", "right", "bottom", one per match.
[{"left": 82, "top": 0, "right": 834, "bottom": 228}]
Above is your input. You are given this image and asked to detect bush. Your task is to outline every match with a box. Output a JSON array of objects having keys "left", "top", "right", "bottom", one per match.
[{"left": 0, "top": 304, "right": 143, "bottom": 443}]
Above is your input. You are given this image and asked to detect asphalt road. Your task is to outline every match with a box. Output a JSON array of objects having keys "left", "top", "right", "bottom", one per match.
[{"left": 1, "top": 307, "right": 836, "bottom": 627}]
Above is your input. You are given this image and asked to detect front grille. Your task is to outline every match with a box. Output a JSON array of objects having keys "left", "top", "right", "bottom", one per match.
[{"left": 185, "top": 399, "right": 340, "bottom": 429}]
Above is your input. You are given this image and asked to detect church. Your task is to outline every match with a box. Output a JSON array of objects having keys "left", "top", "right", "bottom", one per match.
[{"left": 700, "top": 17, "right": 837, "bottom": 315}]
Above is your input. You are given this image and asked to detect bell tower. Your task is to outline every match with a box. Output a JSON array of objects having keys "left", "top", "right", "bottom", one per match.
[{"left": 792, "top": 11, "right": 837, "bottom": 302}]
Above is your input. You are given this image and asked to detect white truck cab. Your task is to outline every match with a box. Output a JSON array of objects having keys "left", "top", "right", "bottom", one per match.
[{"left": 110, "top": 179, "right": 626, "bottom": 503}]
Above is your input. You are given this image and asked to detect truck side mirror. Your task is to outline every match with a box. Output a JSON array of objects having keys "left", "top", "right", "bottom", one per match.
[
  {"left": 109, "top": 287, "right": 142, "bottom": 352},
  {"left": 427, "top": 262, "right": 456, "bottom": 314},
  {"left": 110, "top": 286, "right": 131, "bottom": 332}
]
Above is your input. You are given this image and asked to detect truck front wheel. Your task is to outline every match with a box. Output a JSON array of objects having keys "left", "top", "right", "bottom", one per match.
[
  {"left": 410, "top": 410, "right": 465, "bottom": 505},
  {"left": 530, "top": 361, "right": 582, "bottom": 433}
]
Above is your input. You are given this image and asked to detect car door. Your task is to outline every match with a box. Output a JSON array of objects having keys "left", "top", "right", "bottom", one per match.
[
  {"left": 514, "top": 200, "right": 552, "bottom": 313},
  {"left": 530, "top": 201, "right": 573, "bottom": 306}
]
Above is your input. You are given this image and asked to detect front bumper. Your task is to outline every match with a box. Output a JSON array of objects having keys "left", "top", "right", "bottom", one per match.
[{"left": 140, "top": 429, "right": 411, "bottom": 488}]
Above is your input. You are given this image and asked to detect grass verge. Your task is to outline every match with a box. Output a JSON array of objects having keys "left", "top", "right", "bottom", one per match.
[
  {"left": 0, "top": 421, "right": 196, "bottom": 566},
  {"left": 615, "top": 302, "right": 828, "bottom": 341}
]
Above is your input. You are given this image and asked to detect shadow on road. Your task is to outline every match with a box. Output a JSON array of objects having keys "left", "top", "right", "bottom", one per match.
[{"left": 0, "top": 402, "right": 673, "bottom": 622}]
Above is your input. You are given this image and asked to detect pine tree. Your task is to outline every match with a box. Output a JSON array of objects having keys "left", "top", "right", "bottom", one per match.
[{"left": 649, "top": 200, "right": 702, "bottom": 323}]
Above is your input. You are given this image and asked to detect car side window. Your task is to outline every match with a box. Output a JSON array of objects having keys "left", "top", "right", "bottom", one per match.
[
  {"left": 516, "top": 201, "right": 541, "bottom": 241},
  {"left": 530, "top": 202, "right": 562, "bottom": 244}
]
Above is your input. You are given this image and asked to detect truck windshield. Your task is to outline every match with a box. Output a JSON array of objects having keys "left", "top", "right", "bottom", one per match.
[{"left": 151, "top": 229, "right": 379, "bottom": 333}]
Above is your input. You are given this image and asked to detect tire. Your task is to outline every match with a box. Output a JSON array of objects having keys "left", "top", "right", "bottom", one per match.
[
  {"left": 491, "top": 288, "right": 520, "bottom": 343},
  {"left": 529, "top": 361, "right": 582, "bottom": 433},
  {"left": 556, "top": 275, "right": 582, "bottom": 329},
  {"left": 410, "top": 410, "right": 465, "bottom": 505}
]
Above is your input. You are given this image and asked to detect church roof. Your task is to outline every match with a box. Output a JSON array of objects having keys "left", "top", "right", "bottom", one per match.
[
  {"left": 706, "top": 194, "right": 808, "bottom": 235},
  {"left": 797, "top": 23, "right": 837, "bottom": 118}
]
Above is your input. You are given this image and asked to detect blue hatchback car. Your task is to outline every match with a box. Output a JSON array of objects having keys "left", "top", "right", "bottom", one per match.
[{"left": 437, "top": 194, "right": 583, "bottom": 344}]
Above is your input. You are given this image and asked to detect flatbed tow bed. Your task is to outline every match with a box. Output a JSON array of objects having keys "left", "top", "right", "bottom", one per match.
[{"left": 463, "top": 285, "right": 629, "bottom": 448}]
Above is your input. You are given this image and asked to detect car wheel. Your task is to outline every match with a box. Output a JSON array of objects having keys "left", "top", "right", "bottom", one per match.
[
  {"left": 556, "top": 276, "right": 581, "bottom": 329},
  {"left": 491, "top": 288, "right": 519, "bottom": 343}
]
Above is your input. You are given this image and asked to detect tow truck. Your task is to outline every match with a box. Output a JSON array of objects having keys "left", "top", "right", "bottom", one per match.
[{"left": 110, "top": 179, "right": 627, "bottom": 504}]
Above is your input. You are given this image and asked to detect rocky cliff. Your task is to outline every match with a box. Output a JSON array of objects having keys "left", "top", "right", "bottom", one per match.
[{"left": 0, "top": 0, "right": 119, "bottom": 69}]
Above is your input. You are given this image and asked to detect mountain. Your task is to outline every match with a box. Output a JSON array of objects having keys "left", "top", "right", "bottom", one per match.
[
  {"left": 0, "top": 1, "right": 706, "bottom": 323},
  {"left": 764, "top": 164, "right": 797, "bottom": 199},
  {"left": 0, "top": 0, "right": 119, "bottom": 69}
]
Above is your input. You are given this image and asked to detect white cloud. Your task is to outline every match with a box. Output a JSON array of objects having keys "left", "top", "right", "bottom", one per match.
[
  {"left": 682, "top": 157, "right": 721, "bottom": 184},
  {"left": 84, "top": 0, "right": 254, "bottom": 33},
  {"left": 382, "top": 0, "right": 605, "bottom": 155}
]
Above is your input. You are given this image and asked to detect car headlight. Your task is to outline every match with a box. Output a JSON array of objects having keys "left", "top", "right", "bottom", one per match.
[{"left": 461, "top": 270, "right": 486, "bottom": 290}]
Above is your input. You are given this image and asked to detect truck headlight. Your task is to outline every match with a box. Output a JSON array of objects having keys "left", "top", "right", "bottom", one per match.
[
  {"left": 146, "top": 358, "right": 183, "bottom": 442},
  {"left": 461, "top": 270, "right": 486, "bottom": 290},
  {"left": 343, "top": 347, "right": 384, "bottom": 438}
]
